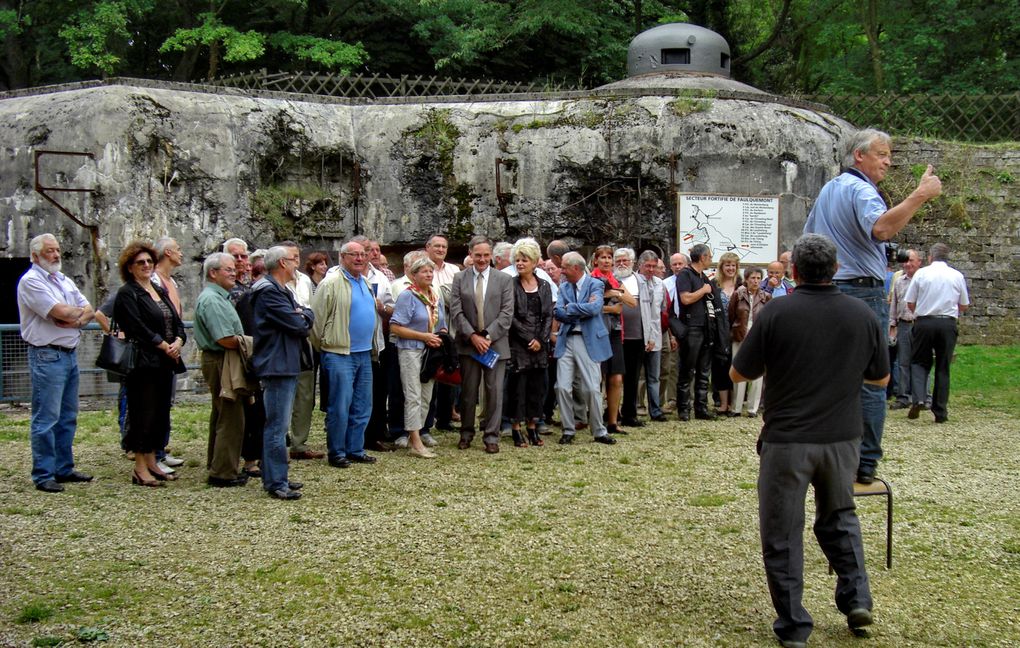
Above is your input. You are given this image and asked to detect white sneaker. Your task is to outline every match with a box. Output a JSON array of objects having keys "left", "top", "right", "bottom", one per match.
[
  {"left": 156, "top": 461, "right": 176, "bottom": 474},
  {"left": 420, "top": 433, "right": 438, "bottom": 448},
  {"left": 394, "top": 436, "right": 409, "bottom": 449},
  {"left": 162, "top": 454, "right": 185, "bottom": 467}
]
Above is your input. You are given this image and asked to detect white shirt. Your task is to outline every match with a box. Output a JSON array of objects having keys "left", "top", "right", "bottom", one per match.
[
  {"left": 432, "top": 261, "right": 460, "bottom": 289},
  {"left": 17, "top": 264, "right": 90, "bottom": 348},
  {"left": 904, "top": 261, "right": 969, "bottom": 318},
  {"left": 663, "top": 275, "right": 679, "bottom": 317},
  {"left": 286, "top": 271, "right": 315, "bottom": 308},
  {"left": 364, "top": 265, "right": 394, "bottom": 350},
  {"left": 500, "top": 264, "right": 559, "bottom": 303}
]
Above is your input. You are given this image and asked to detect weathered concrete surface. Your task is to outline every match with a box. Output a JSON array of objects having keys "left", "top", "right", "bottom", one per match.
[{"left": 0, "top": 80, "right": 851, "bottom": 313}]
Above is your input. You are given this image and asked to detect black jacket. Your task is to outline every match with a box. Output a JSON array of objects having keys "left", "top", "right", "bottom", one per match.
[{"left": 114, "top": 280, "right": 187, "bottom": 373}]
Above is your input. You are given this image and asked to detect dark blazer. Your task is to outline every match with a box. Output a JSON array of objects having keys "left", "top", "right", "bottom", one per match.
[
  {"left": 509, "top": 275, "right": 553, "bottom": 368},
  {"left": 250, "top": 275, "right": 314, "bottom": 378},
  {"left": 114, "top": 280, "right": 187, "bottom": 373},
  {"left": 449, "top": 267, "right": 514, "bottom": 357}
]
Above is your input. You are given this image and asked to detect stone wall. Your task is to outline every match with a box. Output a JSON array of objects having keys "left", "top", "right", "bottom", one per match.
[
  {"left": 885, "top": 141, "right": 1020, "bottom": 345},
  {"left": 0, "top": 80, "right": 850, "bottom": 315}
]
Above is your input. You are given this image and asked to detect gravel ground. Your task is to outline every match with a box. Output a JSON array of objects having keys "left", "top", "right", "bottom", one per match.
[{"left": 0, "top": 402, "right": 1017, "bottom": 647}]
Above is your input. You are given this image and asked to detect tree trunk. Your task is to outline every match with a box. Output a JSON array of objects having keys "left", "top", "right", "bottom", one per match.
[
  {"left": 860, "top": 0, "right": 884, "bottom": 91},
  {"left": 208, "top": 41, "right": 219, "bottom": 80}
]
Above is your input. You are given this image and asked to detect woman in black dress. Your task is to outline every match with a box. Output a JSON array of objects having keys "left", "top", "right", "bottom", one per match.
[
  {"left": 114, "top": 241, "right": 187, "bottom": 487},
  {"left": 507, "top": 239, "right": 553, "bottom": 447}
]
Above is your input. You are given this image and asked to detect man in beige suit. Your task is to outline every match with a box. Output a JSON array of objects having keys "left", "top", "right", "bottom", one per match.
[{"left": 449, "top": 235, "right": 514, "bottom": 453}]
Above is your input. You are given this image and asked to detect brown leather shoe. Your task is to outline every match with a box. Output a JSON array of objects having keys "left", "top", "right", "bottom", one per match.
[
  {"left": 289, "top": 450, "right": 325, "bottom": 460},
  {"left": 457, "top": 439, "right": 471, "bottom": 450},
  {"left": 484, "top": 442, "right": 500, "bottom": 454}
]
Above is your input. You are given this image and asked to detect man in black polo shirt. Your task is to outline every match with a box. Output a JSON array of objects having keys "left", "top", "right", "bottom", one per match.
[
  {"left": 731, "top": 234, "right": 889, "bottom": 648},
  {"left": 672, "top": 243, "right": 720, "bottom": 420}
]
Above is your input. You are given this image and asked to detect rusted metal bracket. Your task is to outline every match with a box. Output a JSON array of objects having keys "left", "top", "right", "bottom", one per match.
[
  {"left": 34, "top": 149, "right": 106, "bottom": 298},
  {"left": 34, "top": 150, "right": 98, "bottom": 229},
  {"left": 495, "top": 157, "right": 511, "bottom": 234}
]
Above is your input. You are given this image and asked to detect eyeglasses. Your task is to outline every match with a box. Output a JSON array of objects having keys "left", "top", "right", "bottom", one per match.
[
  {"left": 218, "top": 267, "right": 237, "bottom": 274},
  {"left": 232, "top": 253, "right": 249, "bottom": 260},
  {"left": 133, "top": 258, "right": 154, "bottom": 266},
  {"left": 284, "top": 257, "right": 300, "bottom": 263},
  {"left": 342, "top": 252, "right": 368, "bottom": 259}
]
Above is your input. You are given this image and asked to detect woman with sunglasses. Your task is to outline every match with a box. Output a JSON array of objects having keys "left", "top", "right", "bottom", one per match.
[{"left": 114, "top": 241, "right": 187, "bottom": 487}]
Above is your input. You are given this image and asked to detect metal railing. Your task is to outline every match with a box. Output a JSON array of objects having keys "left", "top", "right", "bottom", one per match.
[{"left": 0, "top": 323, "right": 202, "bottom": 403}]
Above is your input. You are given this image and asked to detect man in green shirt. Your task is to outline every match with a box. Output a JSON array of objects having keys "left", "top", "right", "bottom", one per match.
[{"left": 194, "top": 252, "right": 248, "bottom": 487}]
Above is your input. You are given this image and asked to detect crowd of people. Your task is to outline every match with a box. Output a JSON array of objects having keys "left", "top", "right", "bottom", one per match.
[{"left": 15, "top": 126, "right": 973, "bottom": 647}]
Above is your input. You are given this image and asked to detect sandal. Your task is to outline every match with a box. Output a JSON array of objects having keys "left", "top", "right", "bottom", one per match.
[
  {"left": 511, "top": 429, "right": 528, "bottom": 448},
  {"left": 526, "top": 428, "right": 544, "bottom": 447}
]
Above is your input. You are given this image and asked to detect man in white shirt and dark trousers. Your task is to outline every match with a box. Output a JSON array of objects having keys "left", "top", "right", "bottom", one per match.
[{"left": 904, "top": 242, "right": 969, "bottom": 423}]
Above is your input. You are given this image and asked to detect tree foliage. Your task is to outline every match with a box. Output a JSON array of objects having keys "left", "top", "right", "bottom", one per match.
[{"left": 1, "top": 0, "right": 1018, "bottom": 94}]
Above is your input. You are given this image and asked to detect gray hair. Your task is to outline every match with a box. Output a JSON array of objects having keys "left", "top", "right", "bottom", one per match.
[
  {"left": 637, "top": 250, "right": 659, "bottom": 265},
  {"left": 561, "top": 251, "right": 587, "bottom": 270},
  {"left": 30, "top": 233, "right": 57, "bottom": 256},
  {"left": 511, "top": 238, "right": 541, "bottom": 264},
  {"left": 264, "top": 246, "right": 289, "bottom": 271},
  {"left": 688, "top": 244, "right": 710, "bottom": 264},
  {"left": 791, "top": 234, "right": 838, "bottom": 284},
  {"left": 349, "top": 235, "right": 369, "bottom": 246},
  {"left": 340, "top": 240, "right": 363, "bottom": 255},
  {"left": 844, "top": 128, "right": 892, "bottom": 168},
  {"left": 403, "top": 249, "right": 426, "bottom": 269},
  {"left": 203, "top": 252, "right": 232, "bottom": 279},
  {"left": 222, "top": 237, "right": 248, "bottom": 253},
  {"left": 468, "top": 234, "right": 491, "bottom": 252},
  {"left": 250, "top": 248, "right": 268, "bottom": 263},
  {"left": 614, "top": 247, "right": 635, "bottom": 261},
  {"left": 408, "top": 256, "right": 437, "bottom": 276},
  {"left": 929, "top": 242, "right": 950, "bottom": 262},
  {"left": 154, "top": 237, "right": 177, "bottom": 259},
  {"left": 493, "top": 241, "right": 513, "bottom": 261}
]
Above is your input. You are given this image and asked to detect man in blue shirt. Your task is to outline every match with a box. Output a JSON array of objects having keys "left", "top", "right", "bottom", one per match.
[
  {"left": 312, "top": 241, "right": 379, "bottom": 467},
  {"left": 804, "top": 128, "right": 941, "bottom": 484}
]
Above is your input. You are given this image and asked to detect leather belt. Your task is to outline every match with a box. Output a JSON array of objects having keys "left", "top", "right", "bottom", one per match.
[
  {"left": 31, "top": 343, "right": 75, "bottom": 353},
  {"left": 835, "top": 277, "right": 883, "bottom": 288},
  {"left": 917, "top": 315, "right": 955, "bottom": 320}
]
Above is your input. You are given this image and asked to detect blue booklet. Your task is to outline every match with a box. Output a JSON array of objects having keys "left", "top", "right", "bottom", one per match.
[{"left": 471, "top": 348, "right": 500, "bottom": 369}]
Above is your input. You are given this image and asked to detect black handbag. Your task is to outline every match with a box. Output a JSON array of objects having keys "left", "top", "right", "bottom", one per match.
[{"left": 96, "top": 321, "right": 137, "bottom": 376}]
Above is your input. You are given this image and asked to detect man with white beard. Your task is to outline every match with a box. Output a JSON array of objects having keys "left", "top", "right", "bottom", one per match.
[{"left": 17, "top": 233, "right": 95, "bottom": 492}]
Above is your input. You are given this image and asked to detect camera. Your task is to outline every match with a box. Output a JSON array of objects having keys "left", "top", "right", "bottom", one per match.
[{"left": 885, "top": 242, "right": 909, "bottom": 265}]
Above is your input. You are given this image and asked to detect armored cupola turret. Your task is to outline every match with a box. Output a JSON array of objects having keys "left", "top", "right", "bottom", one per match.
[{"left": 626, "top": 23, "right": 731, "bottom": 78}]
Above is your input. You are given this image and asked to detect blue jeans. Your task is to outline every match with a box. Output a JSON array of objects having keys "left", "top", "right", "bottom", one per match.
[
  {"left": 834, "top": 283, "right": 887, "bottom": 473},
  {"left": 644, "top": 349, "right": 662, "bottom": 418},
  {"left": 261, "top": 376, "right": 297, "bottom": 492},
  {"left": 321, "top": 351, "right": 373, "bottom": 460},
  {"left": 28, "top": 346, "right": 79, "bottom": 484}
]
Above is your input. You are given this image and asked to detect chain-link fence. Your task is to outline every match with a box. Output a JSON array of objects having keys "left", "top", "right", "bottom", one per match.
[{"left": 0, "top": 323, "right": 203, "bottom": 403}]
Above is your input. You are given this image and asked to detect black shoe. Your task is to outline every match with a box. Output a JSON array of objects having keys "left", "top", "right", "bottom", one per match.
[
  {"left": 207, "top": 474, "right": 248, "bottom": 487},
  {"left": 723, "top": 410, "right": 741, "bottom": 418},
  {"left": 287, "top": 481, "right": 304, "bottom": 490},
  {"left": 907, "top": 404, "right": 921, "bottom": 419},
  {"left": 889, "top": 401, "right": 910, "bottom": 410},
  {"left": 856, "top": 470, "right": 875, "bottom": 485},
  {"left": 695, "top": 411, "right": 718, "bottom": 421},
  {"left": 593, "top": 434, "right": 617, "bottom": 445},
  {"left": 347, "top": 454, "right": 377, "bottom": 464},
  {"left": 35, "top": 479, "right": 64, "bottom": 493},
  {"left": 558, "top": 434, "right": 574, "bottom": 445},
  {"left": 847, "top": 607, "right": 873, "bottom": 636},
  {"left": 620, "top": 418, "right": 644, "bottom": 428},
  {"left": 778, "top": 640, "right": 807, "bottom": 648},
  {"left": 650, "top": 414, "right": 668, "bottom": 422},
  {"left": 55, "top": 470, "right": 93, "bottom": 483},
  {"left": 934, "top": 416, "right": 948, "bottom": 424},
  {"left": 606, "top": 423, "right": 627, "bottom": 436},
  {"left": 328, "top": 456, "right": 352, "bottom": 468},
  {"left": 678, "top": 411, "right": 690, "bottom": 422},
  {"left": 269, "top": 487, "right": 302, "bottom": 500}
]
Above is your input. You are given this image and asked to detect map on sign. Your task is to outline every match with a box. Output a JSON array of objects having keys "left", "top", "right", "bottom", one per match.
[{"left": 677, "top": 193, "right": 780, "bottom": 266}]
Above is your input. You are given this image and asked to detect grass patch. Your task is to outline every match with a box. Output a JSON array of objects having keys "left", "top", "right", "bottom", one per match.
[
  {"left": 0, "top": 359, "right": 1018, "bottom": 646},
  {"left": 949, "top": 344, "right": 1020, "bottom": 416},
  {"left": 16, "top": 602, "right": 54, "bottom": 624}
]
